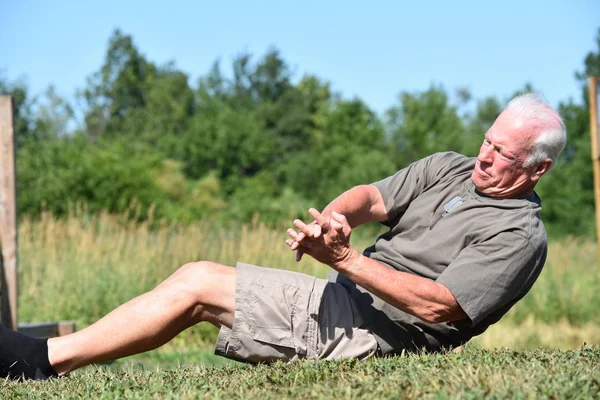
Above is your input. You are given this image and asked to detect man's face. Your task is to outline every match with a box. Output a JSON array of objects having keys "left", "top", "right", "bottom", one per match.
[{"left": 471, "top": 111, "right": 541, "bottom": 198}]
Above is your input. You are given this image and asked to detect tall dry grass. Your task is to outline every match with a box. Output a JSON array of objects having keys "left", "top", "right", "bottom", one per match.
[
  {"left": 17, "top": 211, "right": 328, "bottom": 348},
  {"left": 15, "top": 211, "right": 600, "bottom": 350}
]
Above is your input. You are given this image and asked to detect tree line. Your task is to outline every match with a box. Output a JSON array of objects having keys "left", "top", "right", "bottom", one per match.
[{"left": 2, "top": 28, "right": 600, "bottom": 237}]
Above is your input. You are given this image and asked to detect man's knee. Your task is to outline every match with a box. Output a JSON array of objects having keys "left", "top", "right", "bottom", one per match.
[
  {"left": 167, "top": 261, "right": 235, "bottom": 301},
  {"left": 177, "top": 260, "right": 222, "bottom": 279},
  {"left": 168, "top": 261, "right": 236, "bottom": 326}
]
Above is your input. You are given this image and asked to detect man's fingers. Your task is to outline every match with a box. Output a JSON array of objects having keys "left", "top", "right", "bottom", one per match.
[
  {"left": 296, "top": 232, "right": 306, "bottom": 242},
  {"left": 286, "top": 242, "right": 305, "bottom": 261},
  {"left": 331, "top": 220, "right": 343, "bottom": 231},
  {"left": 294, "top": 218, "right": 323, "bottom": 239},
  {"left": 286, "top": 242, "right": 305, "bottom": 262},
  {"left": 308, "top": 208, "right": 328, "bottom": 227},
  {"left": 312, "top": 223, "right": 322, "bottom": 238},
  {"left": 331, "top": 211, "right": 352, "bottom": 237},
  {"left": 331, "top": 211, "right": 349, "bottom": 228},
  {"left": 287, "top": 228, "right": 300, "bottom": 241},
  {"left": 285, "top": 239, "right": 303, "bottom": 251},
  {"left": 294, "top": 219, "right": 315, "bottom": 237}
]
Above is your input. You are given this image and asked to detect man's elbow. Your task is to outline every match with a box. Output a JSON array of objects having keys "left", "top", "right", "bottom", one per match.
[
  {"left": 418, "top": 310, "right": 448, "bottom": 324},
  {"left": 418, "top": 305, "right": 468, "bottom": 324}
]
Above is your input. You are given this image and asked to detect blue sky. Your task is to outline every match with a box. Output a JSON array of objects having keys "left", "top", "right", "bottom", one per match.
[{"left": 1, "top": 1, "right": 599, "bottom": 116}]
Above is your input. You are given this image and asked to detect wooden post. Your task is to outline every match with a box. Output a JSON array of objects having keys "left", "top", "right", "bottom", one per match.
[
  {"left": 589, "top": 76, "right": 600, "bottom": 264},
  {"left": 0, "top": 96, "right": 18, "bottom": 330},
  {"left": 0, "top": 96, "right": 76, "bottom": 337}
]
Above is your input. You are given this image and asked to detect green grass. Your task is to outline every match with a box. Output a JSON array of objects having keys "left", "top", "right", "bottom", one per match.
[
  {"left": 3, "top": 345, "right": 599, "bottom": 399},
  {"left": 6, "top": 213, "right": 600, "bottom": 397}
]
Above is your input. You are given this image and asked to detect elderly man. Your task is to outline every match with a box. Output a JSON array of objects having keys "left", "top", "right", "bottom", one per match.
[{"left": 0, "top": 93, "right": 566, "bottom": 380}]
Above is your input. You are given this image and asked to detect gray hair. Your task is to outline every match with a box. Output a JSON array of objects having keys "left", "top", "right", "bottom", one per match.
[{"left": 504, "top": 93, "right": 567, "bottom": 169}]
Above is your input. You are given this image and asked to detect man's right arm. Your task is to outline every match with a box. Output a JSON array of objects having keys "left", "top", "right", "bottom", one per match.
[{"left": 320, "top": 184, "right": 388, "bottom": 228}]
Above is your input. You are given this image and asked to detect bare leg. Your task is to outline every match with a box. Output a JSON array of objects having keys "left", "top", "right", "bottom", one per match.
[{"left": 47, "top": 261, "right": 236, "bottom": 375}]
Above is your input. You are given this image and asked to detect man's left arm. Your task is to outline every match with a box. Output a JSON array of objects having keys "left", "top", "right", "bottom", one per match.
[{"left": 337, "top": 249, "right": 468, "bottom": 324}]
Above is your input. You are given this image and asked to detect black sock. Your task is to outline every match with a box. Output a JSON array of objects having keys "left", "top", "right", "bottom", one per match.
[{"left": 0, "top": 324, "right": 59, "bottom": 380}]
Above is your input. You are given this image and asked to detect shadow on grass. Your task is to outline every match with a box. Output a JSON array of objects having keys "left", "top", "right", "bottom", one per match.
[{"left": 94, "top": 347, "right": 239, "bottom": 372}]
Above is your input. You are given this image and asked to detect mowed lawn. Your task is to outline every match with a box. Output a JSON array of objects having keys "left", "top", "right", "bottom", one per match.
[
  {"left": 5, "top": 213, "right": 600, "bottom": 398},
  {"left": 3, "top": 346, "right": 599, "bottom": 399}
]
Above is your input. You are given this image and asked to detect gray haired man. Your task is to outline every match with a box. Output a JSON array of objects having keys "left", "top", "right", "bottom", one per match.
[{"left": 0, "top": 93, "right": 566, "bottom": 380}]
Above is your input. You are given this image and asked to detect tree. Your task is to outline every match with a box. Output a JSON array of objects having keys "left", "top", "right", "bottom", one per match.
[
  {"left": 81, "top": 29, "right": 155, "bottom": 137},
  {"left": 34, "top": 85, "right": 75, "bottom": 139},
  {"left": 283, "top": 98, "right": 395, "bottom": 207},
  {"left": 0, "top": 73, "right": 35, "bottom": 148},
  {"left": 141, "top": 63, "right": 194, "bottom": 148},
  {"left": 386, "top": 85, "right": 469, "bottom": 168}
]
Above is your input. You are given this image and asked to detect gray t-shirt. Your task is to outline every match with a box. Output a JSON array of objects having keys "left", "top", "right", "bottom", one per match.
[{"left": 329, "top": 151, "right": 547, "bottom": 354}]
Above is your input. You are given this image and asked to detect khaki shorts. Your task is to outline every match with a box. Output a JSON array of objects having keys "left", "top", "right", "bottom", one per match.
[{"left": 215, "top": 263, "right": 379, "bottom": 363}]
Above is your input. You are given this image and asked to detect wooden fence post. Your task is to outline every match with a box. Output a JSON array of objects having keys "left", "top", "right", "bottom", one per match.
[
  {"left": 0, "top": 95, "right": 76, "bottom": 337},
  {"left": 589, "top": 77, "right": 600, "bottom": 265},
  {"left": 0, "top": 96, "right": 18, "bottom": 330}
]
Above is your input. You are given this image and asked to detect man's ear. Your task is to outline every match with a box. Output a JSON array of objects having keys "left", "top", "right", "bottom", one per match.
[{"left": 531, "top": 158, "right": 553, "bottom": 182}]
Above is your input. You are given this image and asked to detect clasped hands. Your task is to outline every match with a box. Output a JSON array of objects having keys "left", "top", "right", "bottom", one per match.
[{"left": 285, "top": 208, "right": 359, "bottom": 271}]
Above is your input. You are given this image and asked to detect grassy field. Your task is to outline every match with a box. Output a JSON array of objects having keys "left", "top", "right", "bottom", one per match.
[
  {"left": 3, "top": 346, "right": 599, "bottom": 399},
  {"left": 5, "top": 212, "right": 600, "bottom": 397},
  {"left": 17, "top": 211, "right": 600, "bottom": 350}
]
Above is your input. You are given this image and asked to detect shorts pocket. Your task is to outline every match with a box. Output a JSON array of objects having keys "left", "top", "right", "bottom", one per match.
[{"left": 250, "top": 279, "right": 308, "bottom": 355}]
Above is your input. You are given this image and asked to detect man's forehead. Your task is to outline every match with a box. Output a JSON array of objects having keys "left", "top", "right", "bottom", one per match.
[{"left": 489, "top": 113, "right": 536, "bottom": 145}]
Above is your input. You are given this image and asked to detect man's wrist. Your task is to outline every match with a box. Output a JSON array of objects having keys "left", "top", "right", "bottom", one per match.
[{"left": 333, "top": 247, "right": 362, "bottom": 274}]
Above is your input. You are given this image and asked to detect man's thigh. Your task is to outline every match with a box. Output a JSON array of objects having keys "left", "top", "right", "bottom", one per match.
[
  {"left": 317, "top": 282, "right": 379, "bottom": 360},
  {"left": 214, "top": 263, "right": 378, "bottom": 363}
]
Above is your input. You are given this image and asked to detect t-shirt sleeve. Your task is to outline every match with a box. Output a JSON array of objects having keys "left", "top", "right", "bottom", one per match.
[
  {"left": 373, "top": 153, "right": 441, "bottom": 223},
  {"left": 436, "top": 232, "right": 545, "bottom": 326}
]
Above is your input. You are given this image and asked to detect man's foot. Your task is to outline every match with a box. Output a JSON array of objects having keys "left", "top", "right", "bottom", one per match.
[{"left": 0, "top": 324, "right": 59, "bottom": 380}]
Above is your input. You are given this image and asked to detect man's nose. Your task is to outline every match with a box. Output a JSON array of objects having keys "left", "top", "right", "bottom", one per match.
[{"left": 478, "top": 144, "right": 494, "bottom": 163}]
